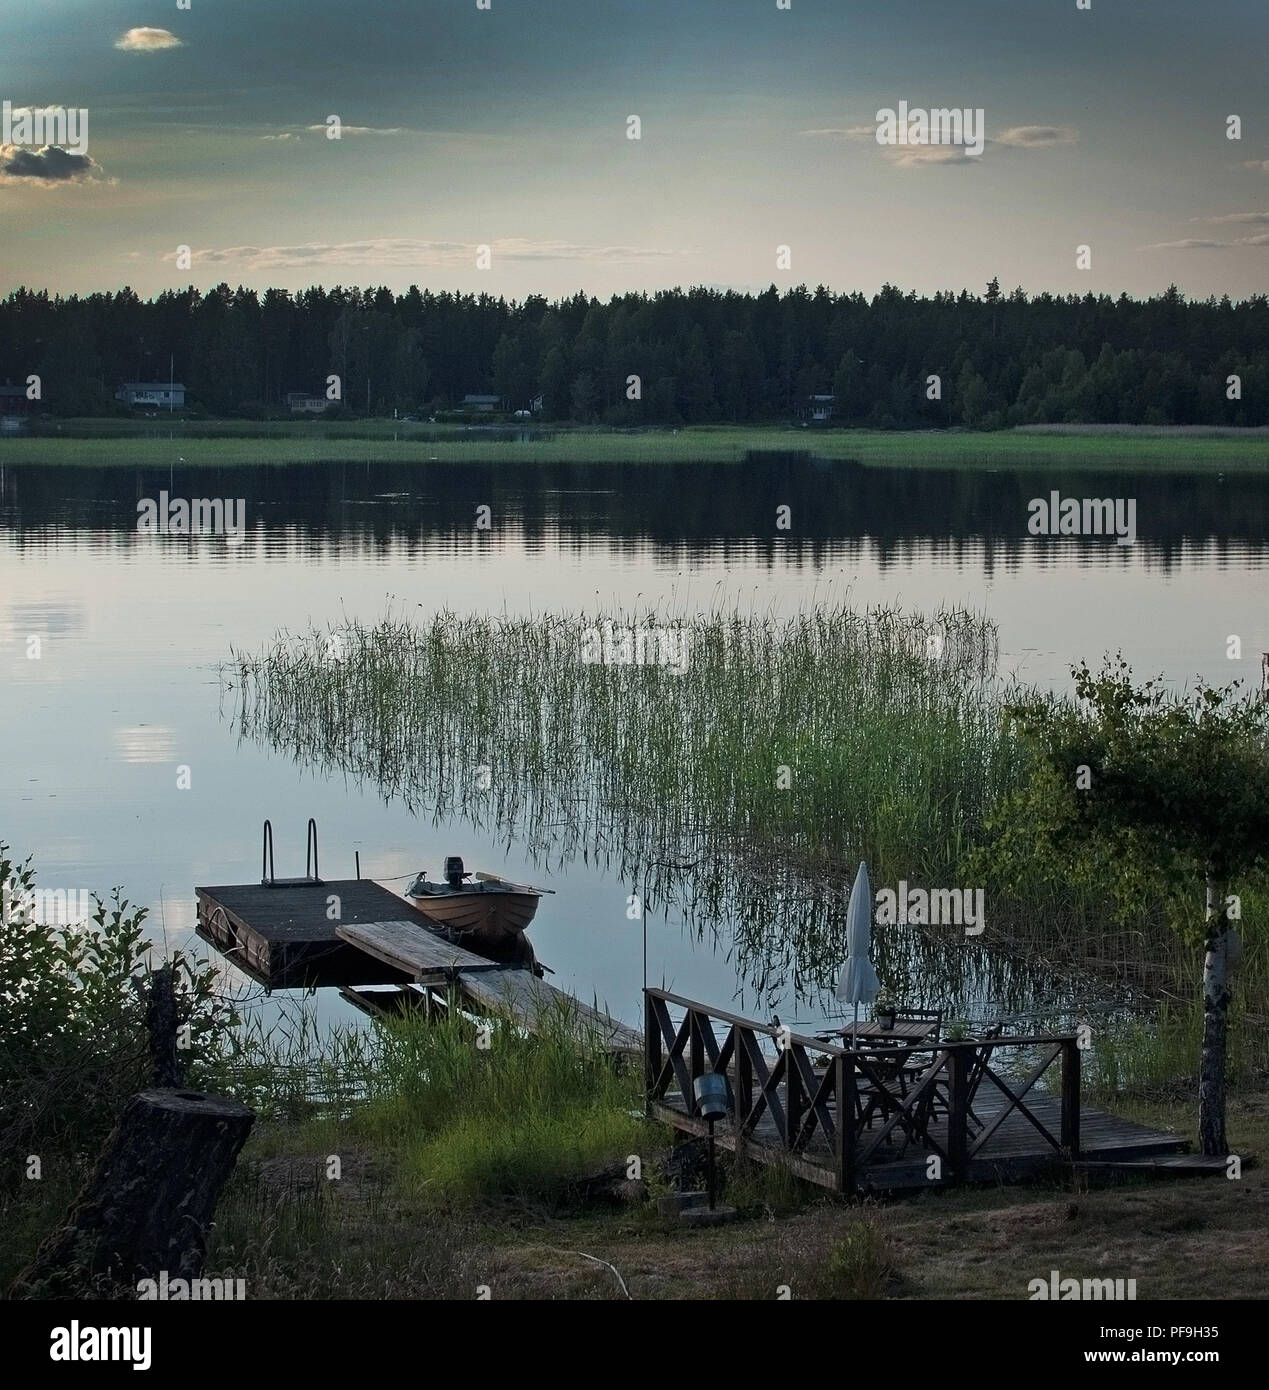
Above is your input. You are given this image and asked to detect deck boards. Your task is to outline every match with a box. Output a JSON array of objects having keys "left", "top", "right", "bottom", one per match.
[
  {"left": 653, "top": 1086, "right": 1187, "bottom": 1193},
  {"left": 335, "top": 920, "right": 506, "bottom": 983},
  {"left": 455, "top": 969, "right": 643, "bottom": 1053},
  {"left": 1073, "top": 1153, "right": 1244, "bottom": 1177}
]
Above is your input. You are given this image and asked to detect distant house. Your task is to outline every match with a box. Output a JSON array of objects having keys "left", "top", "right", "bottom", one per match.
[
  {"left": 0, "top": 383, "right": 31, "bottom": 431},
  {"left": 460, "top": 393, "right": 501, "bottom": 413},
  {"left": 286, "top": 391, "right": 328, "bottom": 414},
  {"left": 798, "top": 393, "right": 836, "bottom": 423},
  {"left": 116, "top": 381, "right": 186, "bottom": 408},
  {"left": 0, "top": 383, "right": 31, "bottom": 413}
]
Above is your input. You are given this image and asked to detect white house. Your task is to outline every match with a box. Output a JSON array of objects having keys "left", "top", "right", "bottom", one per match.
[
  {"left": 800, "top": 393, "right": 835, "bottom": 423},
  {"left": 116, "top": 381, "right": 186, "bottom": 408}
]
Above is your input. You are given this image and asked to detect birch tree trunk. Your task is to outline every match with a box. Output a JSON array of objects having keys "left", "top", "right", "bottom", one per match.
[{"left": 1198, "top": 875, "right": 1230, "bottom": 1156}]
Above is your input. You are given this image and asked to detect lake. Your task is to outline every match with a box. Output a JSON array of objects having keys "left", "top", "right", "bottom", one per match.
[{"left": 2, "top": 455, "right": 1265, "bottom": 1039}]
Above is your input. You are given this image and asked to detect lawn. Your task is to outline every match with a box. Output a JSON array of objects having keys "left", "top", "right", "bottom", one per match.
[{"left": 4, "top": 422, "right": 1269, "bottom": 469}]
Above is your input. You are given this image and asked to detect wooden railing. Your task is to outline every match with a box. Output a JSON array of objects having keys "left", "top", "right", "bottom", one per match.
[{"left": 644, "top": 989, "right": 1081, "bottom": 1193}]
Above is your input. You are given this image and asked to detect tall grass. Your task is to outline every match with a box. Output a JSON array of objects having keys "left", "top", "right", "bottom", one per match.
[
  {"left": 230, "top": 600, "right": 1012, "bottom": 880},
  {"left": 207, "top": 1003, "right": 646, "bottom": 1208}
]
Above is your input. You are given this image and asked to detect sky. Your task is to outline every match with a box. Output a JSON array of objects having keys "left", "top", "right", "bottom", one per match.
[{"left": 3, "top": 0, "right": 1269, "bottom": 302}]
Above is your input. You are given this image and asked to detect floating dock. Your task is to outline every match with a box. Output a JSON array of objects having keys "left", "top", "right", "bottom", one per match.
[
  {"left": 196, "top": 879, "right": 427, "bottom": 989},
  {"left": 196, "top": 878, "right": 641, "bottom": 1054}
]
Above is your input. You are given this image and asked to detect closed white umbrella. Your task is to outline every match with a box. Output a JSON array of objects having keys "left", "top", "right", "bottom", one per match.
[{"left": 835, "top": 861, "right": 880, "bottom": 1048}]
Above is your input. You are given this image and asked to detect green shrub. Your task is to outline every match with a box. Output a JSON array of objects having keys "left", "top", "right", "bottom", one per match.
[{"left": 0, "top": 840, "right": 236, "bottom": 1184}]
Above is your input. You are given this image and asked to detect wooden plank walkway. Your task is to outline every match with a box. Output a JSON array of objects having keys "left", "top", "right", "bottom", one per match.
[
  {"left": 335, "top": 920, "right": 506, "bottom": 983},
  {"left": 335, "top": 920, "right": 641, "bottom": 1051},
  {"left": 456, "top": 969, "right": 642, "bottom": 1054}
]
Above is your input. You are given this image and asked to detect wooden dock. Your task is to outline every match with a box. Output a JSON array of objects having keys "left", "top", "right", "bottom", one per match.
[
  {"left": 195, "top": 879, "right": 427, "bottom": 989},
  {"left": 645, "top": 989, "right": 1189, "bottom": 1195},
  {"left": 196, "top": 878, "right": 641, "bottom": 1053},
  {"left": 336, "top": 918, "right": 641, "bottom": 1053}
]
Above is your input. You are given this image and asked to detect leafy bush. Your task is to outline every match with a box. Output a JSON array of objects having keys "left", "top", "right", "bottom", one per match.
[{"left": 0, "top": 841, "right": 235, "bottom": 1187}]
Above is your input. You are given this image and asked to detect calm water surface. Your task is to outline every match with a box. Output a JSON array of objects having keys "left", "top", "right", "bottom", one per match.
[{"left": 2, "top": 456, "right": 1265, "bottom": 1037}]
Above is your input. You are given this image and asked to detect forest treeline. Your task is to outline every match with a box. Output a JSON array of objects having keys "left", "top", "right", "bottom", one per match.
[{"left": 2, "top": 280, "right": 1267, "bottom": 427}]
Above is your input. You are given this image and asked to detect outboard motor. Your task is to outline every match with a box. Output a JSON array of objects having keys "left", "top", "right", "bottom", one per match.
[{"left": 444, "top": 856, "right": 466, "bottom": 889}]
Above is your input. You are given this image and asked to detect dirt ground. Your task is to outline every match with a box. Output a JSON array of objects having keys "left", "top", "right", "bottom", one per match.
[{"left": 221, "top": 1091, "right": 1268, "bottom": 1301}]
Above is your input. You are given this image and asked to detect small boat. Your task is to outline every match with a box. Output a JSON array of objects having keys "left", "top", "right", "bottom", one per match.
[{"left": 405, "top": 857, "right": 547, "bottom": 974}]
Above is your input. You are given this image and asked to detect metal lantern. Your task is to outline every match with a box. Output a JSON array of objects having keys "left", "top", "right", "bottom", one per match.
[
  {"left": 693, "top": 1073, "right": 729, "bottom": 1121},
  {"left": 693, "top": 1074, "right": 730, "bottom": 1209}
]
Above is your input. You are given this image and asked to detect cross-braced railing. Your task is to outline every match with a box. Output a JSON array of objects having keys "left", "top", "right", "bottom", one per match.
[{"left": 644, "top": 989, "right": 1081, "bottom": 1193}]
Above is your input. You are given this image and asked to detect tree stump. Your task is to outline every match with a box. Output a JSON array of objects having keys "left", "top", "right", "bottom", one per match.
[{"left": 10, "top": 1088, "right": 253, "bottom": 1299}]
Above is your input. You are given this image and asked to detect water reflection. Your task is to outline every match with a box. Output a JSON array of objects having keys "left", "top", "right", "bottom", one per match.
[
  {"left": 2, "top": 459, "right": 1267, "bottom": 574},
  {"left": 3, "top": 453, "right": 1265, "bottom": 1034}
]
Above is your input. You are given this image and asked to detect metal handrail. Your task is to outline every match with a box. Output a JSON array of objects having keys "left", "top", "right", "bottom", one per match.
[{"left": 306, "top": 818, "right": 320, "bottom": 881}]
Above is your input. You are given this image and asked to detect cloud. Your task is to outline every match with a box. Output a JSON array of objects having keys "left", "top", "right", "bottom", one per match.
[
  {"left": 800, "top": 124, "right": 1067, "bottom": 168},
  {"left": 886, "top": 144, "right": 981, "bottom": 167},
  {"left": 162, "top": 238, "right": 686, "bottom": 271},
  {"left": 304, "top": 124, "right": 404, "bottom": 137},
  {"left": 261, "top": 132, "right": 299, "bottom": 141},
  {"left": 797, "top": 126, "right": 876, "bottom": 141},
  {"left": 496, "top": 237, "right": 681, "bottom": 262},
  {"left": 1197, "top": 211, "right": 1269, "bottom": 226},
  {"left": 0, "top": 144, "right": 100, "bottom": 184},
  {"left": 1242, "top": 160, "right": 1269, "bottom": 173},
  {"left": 798, "top": 122, "right": 1077, "bottom": 162},
  {"left": 115, "top": 27, "right": 183, "bottom": 52},
  {"left": 1142, "top": 230, "right": 1269, "bottom": 250},
  {"left": 995, "top": 125, "right": 1078, "bottom": 147},
  {"left": 1141, "top": 238, "right": 1225, "bottom": 250}
]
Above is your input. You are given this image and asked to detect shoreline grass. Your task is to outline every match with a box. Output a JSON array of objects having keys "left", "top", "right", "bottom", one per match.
[{"left": 4, "top": 423, "right": 1269, "bottom": 469}]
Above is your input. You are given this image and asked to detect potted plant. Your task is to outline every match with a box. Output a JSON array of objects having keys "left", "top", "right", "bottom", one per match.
[{"left": 874, "top": 991, "right": 898, "bottom": 1030}]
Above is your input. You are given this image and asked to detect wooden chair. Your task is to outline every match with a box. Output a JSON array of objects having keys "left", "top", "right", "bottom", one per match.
[
  {"left": 890, "top": 1009, "right": 944, "bottom": 1097},
  {"left": 921, "top": 1020, "right": 1004, "bottom": 1130},
  {"left": 868, "top": 1021, "right": 1007, "bottom": 1159},
  {"left": 963, "top": 1022, "right": 1005, "bottom": 1134},
  {"left": 855, "top": 1050, "right": 914, "bottom": 1132},
  {"left": 894, "top": 1007, "right": 944, "bottom": 1032}
]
